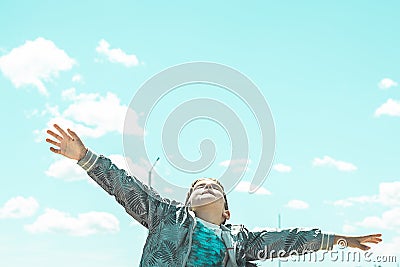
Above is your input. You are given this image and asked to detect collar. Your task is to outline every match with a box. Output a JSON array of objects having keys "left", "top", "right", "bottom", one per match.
[{"left": 196, "top": 217, "right": 221, "bottom": 230}]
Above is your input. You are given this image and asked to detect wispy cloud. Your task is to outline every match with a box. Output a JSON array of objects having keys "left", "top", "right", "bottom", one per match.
[
  {"left": 332, "top": 195, "right": 380, "bottom": 207},
  {"left": 378, "top": 78, "right": 398, "bottom": 90},
  {"left": 96, "top": 39, "right": 139, "bottom": 67},
  {"left": 312, "top": 156, "right": 357, "bottom": 172},
  {"left": 272, "top": 163, "right": 292, "bottom": 173},
  {"left": 72, "top": 74, "right": 83, "bottom": 83},
  {"left": 332, "top": 181, "right": 400, "bottom": 207},
  {"left": 25, "top": 208, "right": 119, "bottom": 236},
  {"left": 0, "top": 37, "right": 75, "bottom": 95},
  {"left": 234, "top": 181, "right": 271, "bottom": 195},
  {"left": 285, "top": 199, "right": 309, "bottom": 210},
  {"left": 0, "top": 196, "right": 39, "bottom": 219},
  {"left": 333, "top": 182, "right": 400, "bottom": 247},
  {"left": 374, "top": 98, "right": 400, "bottom": 117}
]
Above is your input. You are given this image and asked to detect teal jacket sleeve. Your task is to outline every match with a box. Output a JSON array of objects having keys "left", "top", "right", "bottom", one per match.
[
  {"left": 77, "top": 149, "right": 181, "bottom": 229},
  {"left": 244, "top": 227, "right": 335, "bottom": 260}
]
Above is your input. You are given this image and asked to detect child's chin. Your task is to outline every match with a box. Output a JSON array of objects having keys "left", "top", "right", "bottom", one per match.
[{"left": 196, "top": 195, "right": 219, "bottom": 205}]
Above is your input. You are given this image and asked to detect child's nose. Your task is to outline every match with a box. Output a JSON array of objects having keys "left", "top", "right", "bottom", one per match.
[{"left": 204, "top": 183, "right": 213, "bottom": 189}]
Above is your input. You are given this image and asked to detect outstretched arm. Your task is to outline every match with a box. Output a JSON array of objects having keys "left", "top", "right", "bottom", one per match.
[
  {"left": 244, "top": 227, "right": 334, "bottom": 260},
  {"left": 46, "top": 124, "right": 179, "bottom": 229},
  {"left": 244, "top": 228, "right": 382, "bottom": 261}
]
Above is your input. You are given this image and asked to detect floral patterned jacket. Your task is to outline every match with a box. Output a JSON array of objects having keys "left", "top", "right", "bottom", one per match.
[{"left": 78, "top": 150, "right": 334, "bottom": 267}]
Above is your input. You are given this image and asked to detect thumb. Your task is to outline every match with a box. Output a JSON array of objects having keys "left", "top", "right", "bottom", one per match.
[{"left": 358, "top": 243, "right": 370, "bottom": 251}]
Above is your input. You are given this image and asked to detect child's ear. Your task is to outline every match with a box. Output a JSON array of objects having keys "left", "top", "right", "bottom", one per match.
[{"left": 223, "top": 210, "right": 231, "bottom": 220}]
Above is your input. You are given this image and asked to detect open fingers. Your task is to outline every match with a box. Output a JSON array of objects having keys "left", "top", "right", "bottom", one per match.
[
  {"left": 361, "top": 234, "right": 382, "bottom": 242},
  {"left": 47, "top": 129, "right": 63, "bottom": 141},
  {"left": 366, "top": 233, "right": 382, "bottom": 238},
  {"left": 49, "top": 147, "right": 61, "bottom": 154},
  {"left": 53, "top": 124, "right": 70, "bottom": 139},
  {"left": 46, "top": 138, "right": 60, "bottom": 147},
  {"left": 362, "top": 236, "right": 382, "bottom": 244}
]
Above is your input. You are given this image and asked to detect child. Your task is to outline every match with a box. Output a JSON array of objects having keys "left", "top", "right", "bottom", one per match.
[{"left": 46, "top": 124, "right": 382, "bottom": 267}]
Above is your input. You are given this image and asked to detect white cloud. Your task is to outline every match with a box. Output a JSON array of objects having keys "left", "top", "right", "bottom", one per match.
[
  {"left": 370, "top": 236, "right": 400, "bottom": 256},
  {"left": 351, "top": 181, "right": 400, "bottom": 229},
  {"left": 332, "top": 182, "right": 400, "bottom": 255},
  {"left": 45, "top": 158, "right": 89, "bottom": 182},
  {"left": 0, "top": 37, "right": 75, "bottom": 95},
  {"left": 0, "top": 196, "right": 39, "bottom": 219},
  {"left": 379, "top": 181, "right": 400, "bottom": 206},
  {"left": 375, "top": 98, "right": 400, "bottom": 117},
  {"left": 25, "top": 103, "right": 58, "bottom": 120},
  {"left": 72, "top": 74, "right": 83, "bottom": 83},
  {"left": 96, "top": 39, "right": 139, "bottom": 67},
  {"left": 24, "top": 208, "right": 119, "bottom": 236},
  {"left": 332, "top": 181, "right": 400, "bottom": 208},
  {"left": 312, "top": 156, "right": 357, "bottom": 172},
  {"left": 285, "top": 199, "right": 309, "bottom": 210},
  {"left": 332, "top": 195, "right": 380, "bottom": 207},
  {"left": 272, "top": 163, "right": 292, "bottom": 173},
  {"left": 62, "top": 88, "right": 143, "bottom": 136},
  {"left": 356, "top": 207, "right": 400, "bottom": 232},
  {"left": 332, "top": 199, "right": 353, "bottom": 207},
  {"left": 378, "top": 78, "right": 398, "bottom": 90},
  {"left": 234, "top": 181, "right": 271, "bottom": 195},
  {"left": 42, "top": 103, "right": 61, "bottom": 117},
  {"left": 35, "top": 88, "right": 143, "bottom": 141}
]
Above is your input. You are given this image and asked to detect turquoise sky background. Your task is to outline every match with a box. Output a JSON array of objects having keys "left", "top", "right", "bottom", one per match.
[{"left": 1, "top": 1, "right": 399, "bottom": 266}]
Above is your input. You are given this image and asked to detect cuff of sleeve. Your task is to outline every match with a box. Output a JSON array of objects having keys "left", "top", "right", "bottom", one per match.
[
  {"left": 77, "top": 149, "right": 98, "bottom": 172},
  {"left": 320, "top": 233, "right": 335, "bottom": 250}
]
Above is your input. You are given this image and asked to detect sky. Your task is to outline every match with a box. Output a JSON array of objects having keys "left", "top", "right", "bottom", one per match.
[{"left": 0, "top": 1, "right": 399, "bottom": 267}]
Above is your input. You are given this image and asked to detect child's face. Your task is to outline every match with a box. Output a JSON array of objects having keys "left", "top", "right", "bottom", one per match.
[{"left": 189, "top": 179, "right": 226, "bottom": 208}]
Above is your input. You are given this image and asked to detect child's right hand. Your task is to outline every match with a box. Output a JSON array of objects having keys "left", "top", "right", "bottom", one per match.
[
  {"left": 46, "top": 124, "right": 87, "bottom": 161},
  {"left": 334, "top": 234, "right": 382, "bottom": 250}
]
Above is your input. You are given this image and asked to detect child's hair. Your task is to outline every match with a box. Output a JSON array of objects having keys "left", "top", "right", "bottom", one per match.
[{"left": 185, "top": 177, "right": 229, "bottom": 211}]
